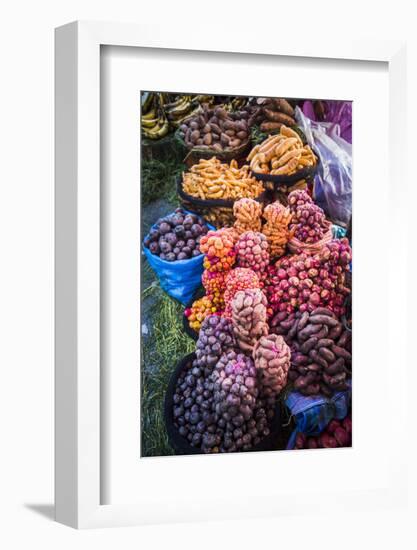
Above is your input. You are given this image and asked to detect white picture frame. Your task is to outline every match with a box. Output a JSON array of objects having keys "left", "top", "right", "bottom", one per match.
[{"left": 55, "top": 20, "right": 408, "bottom": 529}]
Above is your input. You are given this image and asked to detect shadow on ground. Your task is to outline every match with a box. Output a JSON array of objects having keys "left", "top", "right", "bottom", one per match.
[{"left": 25, "top": 503, "right": 55, "bottom": 521}]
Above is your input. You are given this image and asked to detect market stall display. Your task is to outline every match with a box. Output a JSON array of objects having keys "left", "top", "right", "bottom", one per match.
[{"left": 141, "top": 92, "right": 353, "bottom": 457}]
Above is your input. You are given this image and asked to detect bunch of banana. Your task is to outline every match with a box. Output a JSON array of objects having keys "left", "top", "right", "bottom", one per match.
[
  {"left": 163, "top": 95, "right": 204, "bottom": 128},
  {"left": 224, "top": 96, "right": 249, "bottom": 112},
  {"left": 141, "top": 93, "right": 169, "bottom": 140}
]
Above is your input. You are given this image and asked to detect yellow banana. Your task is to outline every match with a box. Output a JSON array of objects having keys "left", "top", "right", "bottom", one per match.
[
  {"left": 141, "top": 117, "right": 159, "bottom": 129},
  {"left": 143, "top": 120, "right": 169, "bottom": 139},
  {"left": 141, "top": 108, "right": 157, "bottom": 121}
]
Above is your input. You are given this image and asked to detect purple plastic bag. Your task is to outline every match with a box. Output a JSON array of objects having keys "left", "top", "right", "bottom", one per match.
[
  {"left": 302, "top": 100, "right": 352, "bottom": 143},
  {"left": 296, "top": 107, "right": 352, "bottom": 226}
]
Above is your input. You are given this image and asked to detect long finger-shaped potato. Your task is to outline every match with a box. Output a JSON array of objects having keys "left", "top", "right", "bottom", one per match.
[
  {"left": 271, "top": 157, "right": 299, "bottom": 175},
  {"left": 274, "top": 137, "right": 299, "bottom": 158},
  {"left": 280, "top": 125, "right": 303, "bottom": 146}
]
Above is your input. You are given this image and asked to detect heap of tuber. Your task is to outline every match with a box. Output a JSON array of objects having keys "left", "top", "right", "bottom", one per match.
[
  {"left": 231, "top": 288, "right": 268, "bottom": 354},
  {"left": 235, "top": 231, "right": 270, "bottom": 273},
  {"left": 233, "top": 198, "right": 263, "bottom": 235},
  {"left": 265, "top": 239, "right": 352, "bottom": 317},
  {"left": 253, "top": 334, "right": 291, "bottom": 397},
  {"left": 262, "top": 201, "right": 294, "bottom": 259},
  {"left": 287, "top": 308, "right": 352, "bottom": 396},
  {"left": 223, "top": 268, "right": 261, "bottom": 317},
  {"left": 294, "top": 415, "right": 352, "bottom": 449}
]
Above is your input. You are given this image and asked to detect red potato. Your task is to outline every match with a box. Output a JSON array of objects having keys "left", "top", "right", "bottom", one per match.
[{"left": 293, "top": 415, "right": 352, "bottom": 450}]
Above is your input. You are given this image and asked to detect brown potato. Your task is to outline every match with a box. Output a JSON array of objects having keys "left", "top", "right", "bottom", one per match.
[
  {"left": 220, "top": 133, "right": 230, "bottom": 146},
  {"left": 210, "top": 123, "right": 221, "bottom": 134},
  {"left": 234, "top": 120, "right": 247, "bottom": 132},
  {"left": 203, "top": 133, "right": 212, "bottom": 145},
  {"left": 229, "top": 138, "right": 241, "bottom": 148},
  {"left": 223, "top": 120, "right": 235, "bottom": 131},
  {"left": 190, "top": 129, "right": 200, "bottom": 142}
]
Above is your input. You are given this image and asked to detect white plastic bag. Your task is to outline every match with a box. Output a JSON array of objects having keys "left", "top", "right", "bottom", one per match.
[{"left": 295, "top": 107, "right": 352, "bottom": 226}]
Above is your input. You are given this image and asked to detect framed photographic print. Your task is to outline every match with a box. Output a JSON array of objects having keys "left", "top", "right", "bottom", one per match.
[{"left": 55, "top": 21, "right": 408, "bottom": 528}]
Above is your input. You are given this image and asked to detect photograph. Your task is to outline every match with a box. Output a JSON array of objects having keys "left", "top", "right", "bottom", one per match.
[{"left": 140, "top": 92, "right": 352, "bottom": 457}]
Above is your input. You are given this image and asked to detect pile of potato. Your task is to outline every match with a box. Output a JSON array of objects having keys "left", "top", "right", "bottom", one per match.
[
  {"left": 182, "top": 157, "right": 264, "bottom": 201},
  {"left": 288, "top": 308, "right": 352, "bottom": 396},
  {"left": 224, "top": 268, "right": 261, "bottom": 318},
  {"left": 248, "top": 126, "right": 317, "bottom": 176},
  {"left": 294, "top": 415, "right": 352, "bottom": 449},
  {"left": 178, "top": 104, "right": 250, "bottom": 151},
  {"left": 256, "top": 97, "right": 296, "bottom": 133},
  {"left": 233, "top": 198, "right": 263, "bottom": 234},
  {"left": 262, "top": 202, "right": 294, "bottom": 258},
  {"left": 235, "top": 231, "right": 270, "bottom": 274},
  {"left": 231, "top": 288, "right": 268, "bottom": 354},
  {"left": 200, "top": 227, "right": 237, "bottom": 272},
  {"left": 253, "top": 334, "right": 291, "bottom": 397}
]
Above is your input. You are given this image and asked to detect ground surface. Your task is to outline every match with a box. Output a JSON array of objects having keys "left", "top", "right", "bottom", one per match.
[{"left": 140, "top": 142, "right": 196, "bottom": 457}]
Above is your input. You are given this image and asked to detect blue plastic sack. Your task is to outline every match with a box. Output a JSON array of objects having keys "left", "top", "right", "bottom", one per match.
[
  {"left": 331, "top": 224, "right": 347, "bottom": 240},
  {"left": 286, "top": 381, "right": 351, "bottom": 450},
  {"left": 143, "top": 214, "right": 214, "bottom": 305}
]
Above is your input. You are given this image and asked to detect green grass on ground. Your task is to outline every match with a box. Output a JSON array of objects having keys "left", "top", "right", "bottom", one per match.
[
  {"left": 142, "top": 157, "right": 185, "bottom": 206},
  {"left": 141, "top": 280, "right": 195, "bottom": 457},
  {"left": 141, "top": 137, "right": 192, "bottom": 457}
]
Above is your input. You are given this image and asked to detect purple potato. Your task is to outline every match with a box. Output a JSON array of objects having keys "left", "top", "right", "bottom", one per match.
[
  {"left": 191, "top": 224, "right": 202, "bottom": 237},
  {"left": 165, "top": 232, "right": 178, "bottom": 246},
  {"left": 149, "top": 242, "right": 160, "bottom": 255},
  {"left": 149, "top": 228, "right": 160, "bottom": 241},
  {"left": 171, "top": 215, "right": 184, "bottom": 226},
  {"left": 174, "top": 225, "right": 185, "bottom": 237},
  {"left": 158, "top": 222, "right": 171, "bottom": 234},
  {"left": 183, "top": 215, "right": 195, "bottom": 228},
  {"left": 159, "top": 241, "right": 172, "bottom": 254}
]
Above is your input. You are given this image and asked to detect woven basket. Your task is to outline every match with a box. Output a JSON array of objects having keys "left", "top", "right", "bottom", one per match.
[
  {"left": 175, "top": 129, "right": 252, "bottom": 168},
  {"left": 177, "top": 176, "right": 267, "bottom": 228},
  {"left": 164, "top": 353, "right": 284, "bottom": 455}
]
